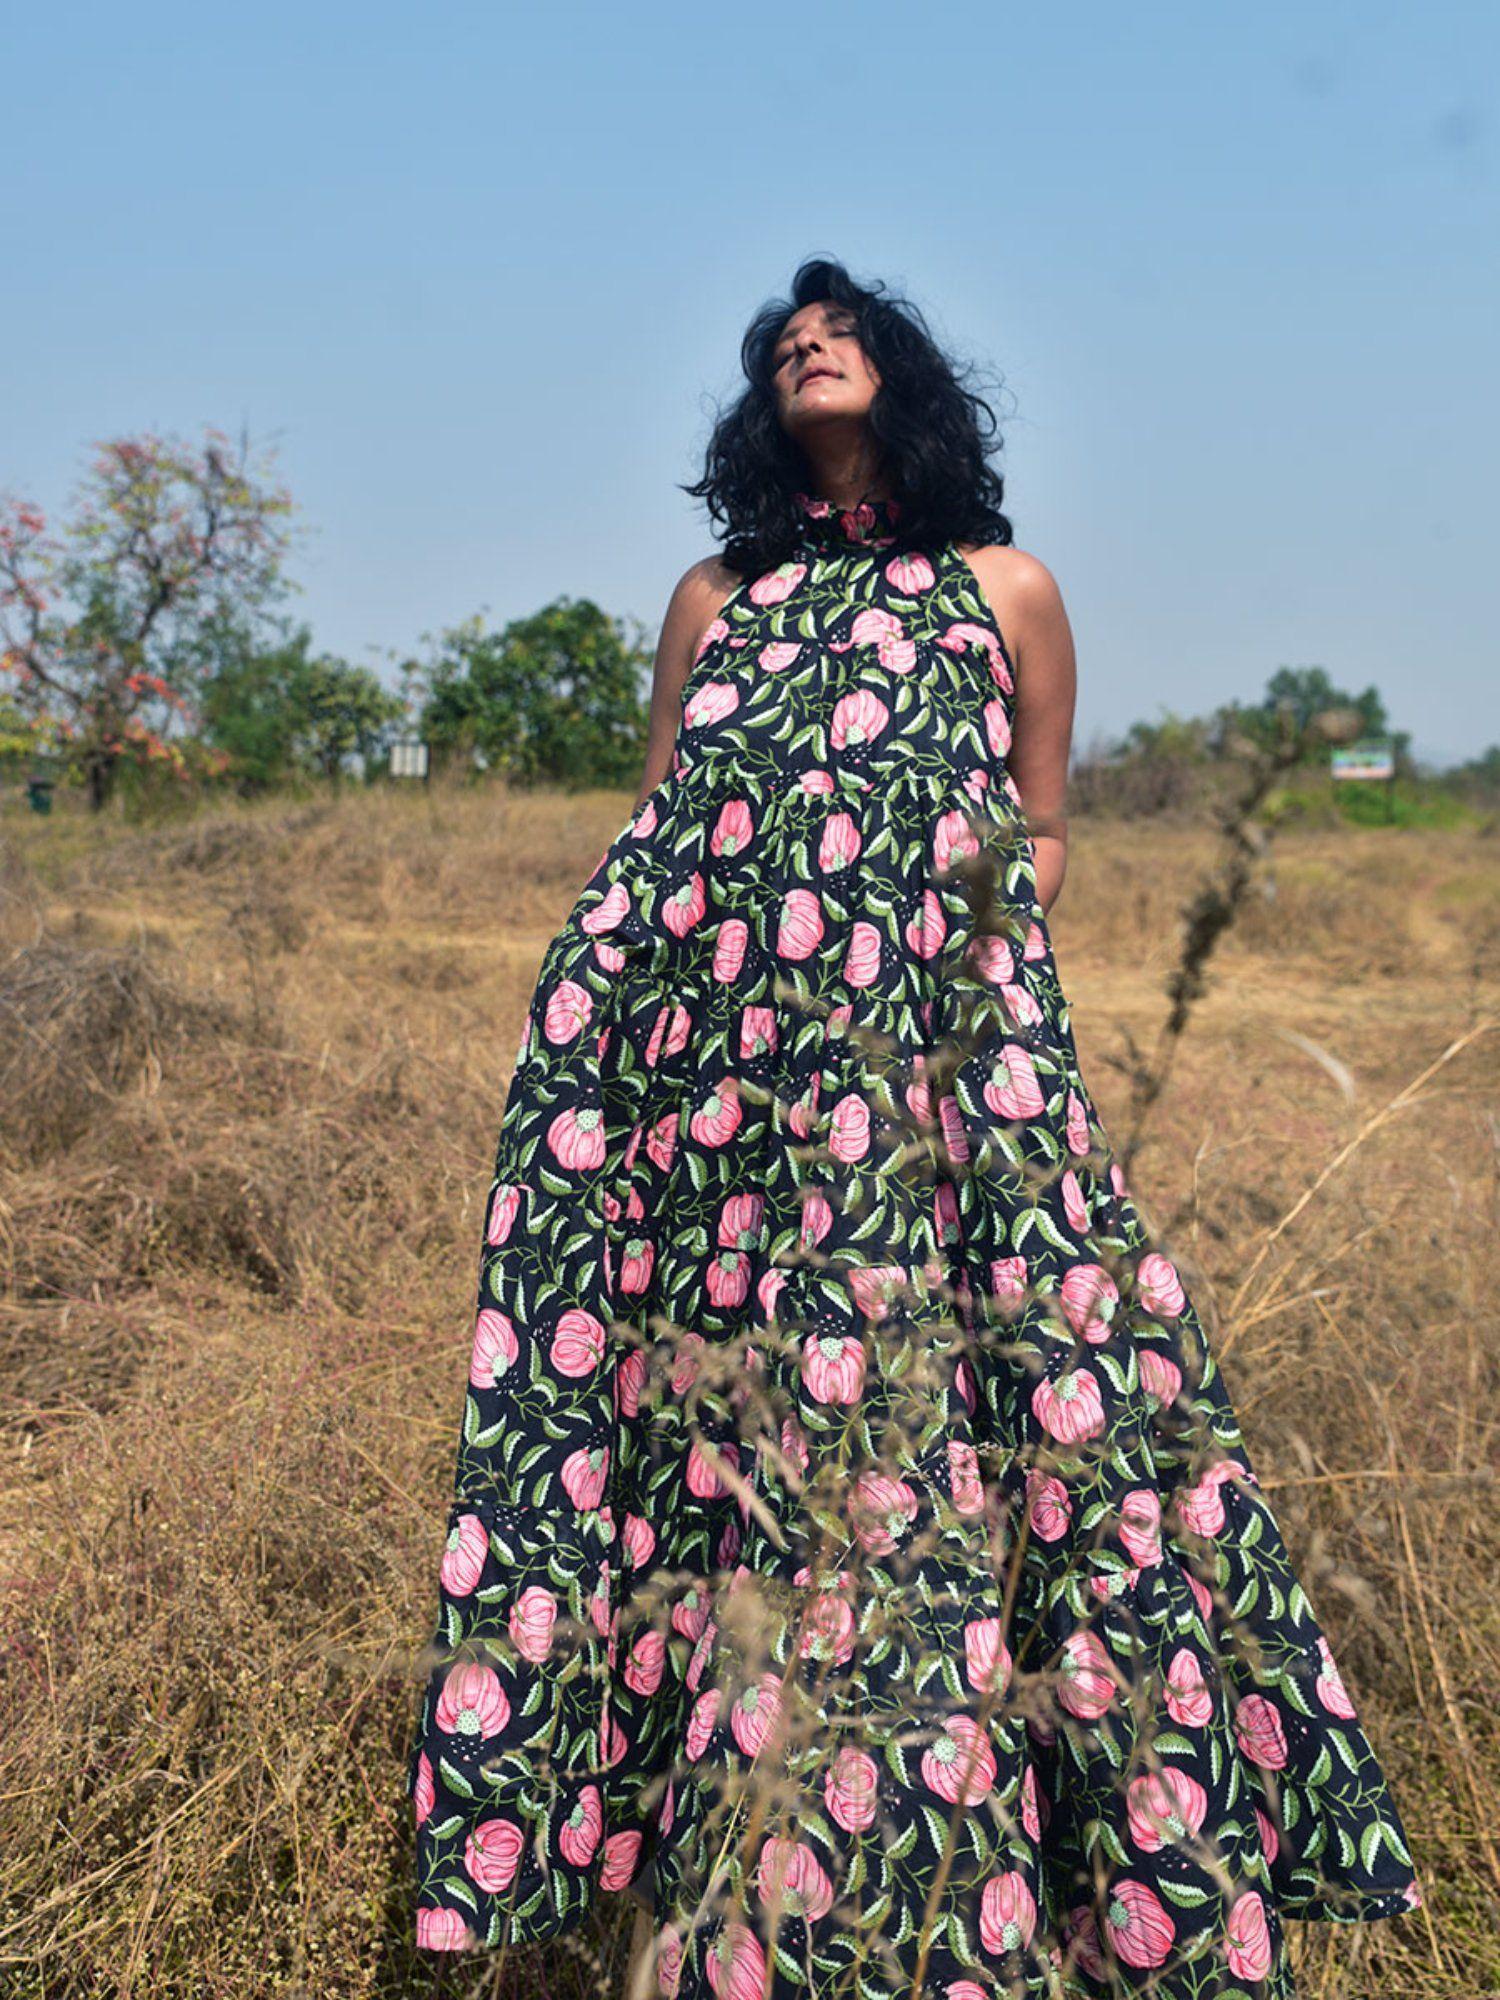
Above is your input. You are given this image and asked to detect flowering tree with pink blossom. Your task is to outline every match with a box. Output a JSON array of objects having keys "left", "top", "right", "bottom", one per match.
[{"left": 0, "top": 426, "right": 297, "bottom": 809}]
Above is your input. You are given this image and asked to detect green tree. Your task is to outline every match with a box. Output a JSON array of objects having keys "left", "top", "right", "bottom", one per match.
[
  {"left": 198, "top": 620, "right": 404, "bottom": 789},
  {"left": 412, "top": 596, "right": 650, "bottom": 788}
]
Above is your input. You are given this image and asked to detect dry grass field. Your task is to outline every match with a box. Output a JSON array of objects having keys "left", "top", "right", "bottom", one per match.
[{"left": 0, "top": 779, "right": 1496, "bottom": 2000}]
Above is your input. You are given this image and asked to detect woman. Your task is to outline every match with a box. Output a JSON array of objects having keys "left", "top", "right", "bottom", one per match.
[{"left": 408, "top": 257, "right": 1418, "bottom": 1997}]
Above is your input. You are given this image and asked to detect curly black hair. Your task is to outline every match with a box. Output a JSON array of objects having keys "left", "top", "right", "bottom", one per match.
[{"left": 682, "top": 255, "right": 1014, "bottom": 577}]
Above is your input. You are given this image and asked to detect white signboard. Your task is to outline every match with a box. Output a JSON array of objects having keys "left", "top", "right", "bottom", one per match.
[
  {"left": 1330, "top": 739, "right": 1395, "bottom": 782},
  {"left": 389, "top": 737, "right": 430, "bottom": 780}
]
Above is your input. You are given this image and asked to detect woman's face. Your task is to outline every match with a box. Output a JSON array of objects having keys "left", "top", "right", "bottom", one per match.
[{"left": 769, "top": 299, "right": 881, "bottom": 442}]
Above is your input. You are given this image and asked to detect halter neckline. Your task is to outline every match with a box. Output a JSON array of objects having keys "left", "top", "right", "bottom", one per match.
[{"left": 792, "top": 488, "right": 903, "bottom": 550}]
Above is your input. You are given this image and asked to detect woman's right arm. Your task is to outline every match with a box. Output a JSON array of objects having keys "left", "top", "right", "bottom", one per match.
[{"left": 631, "top": 557, "right": 739, "bottom": 810}]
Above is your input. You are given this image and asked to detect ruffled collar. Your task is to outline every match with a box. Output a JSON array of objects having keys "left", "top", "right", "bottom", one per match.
[{"left": 792, "top": 488, "right": 903, "bottom": 551}]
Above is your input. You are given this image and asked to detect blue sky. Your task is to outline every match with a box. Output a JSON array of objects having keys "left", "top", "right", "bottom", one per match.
[{"left": 5, "top": 1, "right": 1496, "bottom": 766}]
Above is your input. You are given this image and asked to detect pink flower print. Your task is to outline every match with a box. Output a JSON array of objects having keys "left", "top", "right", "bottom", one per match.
[
  {"left": 939, "top": 1092, "right": 971, "bottom": 1163},
  {"left": 707, "top": 1922, "right": 769, "bottom": 2000},
  {"left": 991, "top": 1256, "right": 1029, "bottom": 1316},
  {"left": 964, "top": 1617, "right": 1012, "bottom": 1695},
  {"left": 547, "top": 1103, "right": 606, "bottom": 1171},
  {"left": 934, "top": 807, "right": 980, "bottom": 873},
  {"left": 616, "top": 1347, "right": 646, "bottom": 1418},
  {"left": 1023, "top": 919, "right": 1047, "bottom": 962},
  {"left": 686, "top": 1687, "right": 722, "bottom": 1760},
  {"left": 675, "top": 1332, "right": 704, "bottom": 1390},
  {"left": 829, "top": 1091, "right": 871, "bottom": 1162},
  {"left": 599, "top": 1827, "right": 643, "bottom": 1893},
  {"left": 551, "top": 1308, "right": 607, "bottom": 1378},
  {"left": 544, "top": 978, "right": 592, "bottom": 1044},
  {"left": 825, "top": 1745, "right": 880, "bottom": 1832},
  {"left": 731, "top": 1673, "right": 784, "bottom": 1757},
  {"left": 416, "top": 1907, "right": 475, "bottom": 1950},
  {"left": 1235, "top": 1693, "right": 1290, "bottom": 1770},
  {"left": 1061, "top": 1170, "right": 1091, "bottom": 1235},
  {"left": 684, "top": 681, "right": 741, "bottom": 730},
  {"left": 946, "top": 1986, "right": 988, "bottom": 2000},
  {"left": 906, "top": 888, "right": 947, "bottom": 959},
  {"left": 1031, "top": 1368, "right": 1106, "bottom": 1443},
  {"left": 1060, "top": 1263, "right": 1121, "bottom": 1344},
  {"left": 663, "top": 872, "right": 708, "bottom": 940},
  {"left": 711, "top": 800, "right": 756, "bottom": 858},
  {"left": 818, "top": 811, "right": 862, "bottom": 873},
  {"left": 830, "top": 687, "right": 891, "bottom": 749},
  {"left": 440, "top": 1512, "right": 489, "bottom": 1597},
  {"left": 1062, "top": 1905, "right": 1106, "bottom": 1981},
  {"left": 799, "top": 767, "right": 837, "bottom": 793},
  {"left": 1136, "top": 1250, "right": 1186, "bottom": 1317},
  {"left": 436, "top": 1661, "right": 510, "bottom": 1740},
  {"left": 969, "top": 932, "right": 1016, "bottom": 984},
  {"left": 1176, "top": 1459, "right": 1248, "bottom": 1537},
  {"left": 851, "top": 1470, "right": 919, "bottom": 1553},
  {"left": 1118, "top": 1489, "right": 1164, "bottom": 1567},
  {"left": 1225, "top": 1890, "right": 1273, "bottom": 1981},
  {"left": 1125, "top": 1768, "right": 1208, "bottom": 1853},
  {"left": 558, "top": 1784, "right": 603, "bottom": 1867},
  {"left": 948, "top": 1439, "right": 985, "bottom": 1516},
  {"left": 619, "top": 1234, "right": 654, "bottom": 1296},
  {"left": 780, "top": 1416, "right": 810, "bottom": 1477},
  {"left": 561, "top": 1445, "right": 609, "bottom": 1510},
  {"left": 1315, "top": 1635, "right": 1358, "bottom": 1718},
  {"left": 626, "top": 1629, "right": 667, "bottom": 1696},
  {"left": 1021, "top": 1762, "right": 1043, "bottom": 1840},
  {"left": 716, "top": 1190, "right": 762, "bottom": 1253},
  {"left": 749, "top": 560, "right": 807, "bottom": 605},
  {"left": 693, "top": 615, "right": 729, "bottom": 664},
  {"left": 714, "top": 918, "right": 749, "bottom": 983},
  {"left": 984, "top": 699, "right": 1013, "bottom": 759},
  {"left": 1105, "top": 1881, "right": 1176, "bottom": 1969},
  {"left": 1064, "top": 1089, "right": 1091, "bottom": 1156},
  {"left": 691, "top": 1077, "right": 743, "bottom": 1148},
  {"left": 486, "top": 1181, "right": 524, "bottom": 1245},
  {"left": 581, "top": 880, "right": 631, "bottom": 937},
  {"left": 1164, "top": 1647, "right": 1214, "bottom": 1727},
  {"left": 886, "top": 551, "right": 935, "bottom": 594},
  {"left": 776, "top": 886, "right": 825, "bottom": 960},
  {"left": 507, "top": 1585, "right": 557, "bottom": 1663},
  {"left": 1254, "top": 1805, "right": 1280, "bottom": 1864},
  {"left": 622, "top": 1513, "right": 655, "bottom": 1569},
  {"left": 645, "top": 1110, "right": 679, "bottom": 1176},
  {"left": 756, "top": 1837, "right": 835, "bottom": 1921},
  {"left": 986, "top": 1044, "right": 1045, "bottom": 1120},
  {"left": 757, "top": 639, "right": 802, "bottom": 672},
  {"left": 1138, "top": 1349, "right": 1183, "bottom": 1410},
  {"left": 799, "top": 1590, "right": 856, "bottom": 1666},
  {"left": 844, "top": 920, "right": 882, "bottom": 987},
  {"left": 851, "top": 604, "right": 904, "bottom": 649},
  {"left": 707, "top": 1250, "right": 750, "bottom": 1308},
  {"left": 1000, "top": 981, "right": 1043, "bottom": 1033},
  {"left": 412, "top": 1749, "right": 436, "bottom": 1825},
  {"left": 1057, "top": 1632, "right": 1116, "bottom": 1720},
  {"left": 657, "top": 1925, "right": 684, "bottom": 1997},
  {"left": 800, "top": 1187, "right": 833, "bottom": 1246},
  {"left": 686, "top": 1438, "right": 739, "bottom": 1500},
  {"left": 980, "top": 1870, "right": 1037, "bottom": 1955},
  {"left": 740, "top": 1002, "right": 776, "bottom": 1056},
  {"left": 922, "top": 1714, "right": 997, "bottom": 1805},
  {"left": 1026, "top": 1470, "right": 1073, "bottom": 1542},
  {"left": 470, "top": 1307, "right": 518, "bottom": 1387},
  {"left": 847, "top": 1264, "right": 906, "bottom": 1321},
  {"left": 801, "top": 1330, "right": 866, "bottom": 1404},
  {"left": 758, "top": 1266, "right": 791, "bottom": 1325},
  {"left": 673, "top": 1583, "right": 710, "bottom": 1642},
  {"left": 465, "top": 1815, "right": 524, "bottom": 1892}
]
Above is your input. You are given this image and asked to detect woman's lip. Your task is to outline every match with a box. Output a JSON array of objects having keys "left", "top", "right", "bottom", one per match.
[{"left": 798, "top": 370, "right": 840, "bottom": 389}]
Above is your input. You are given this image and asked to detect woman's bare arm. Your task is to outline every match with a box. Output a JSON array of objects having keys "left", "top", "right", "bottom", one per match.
[
  {"left": 961, "top": 546, "right": 1078, "bottom": 915},
  {"left": 631, "top": 557, "right": 740, "bottom": 811}
]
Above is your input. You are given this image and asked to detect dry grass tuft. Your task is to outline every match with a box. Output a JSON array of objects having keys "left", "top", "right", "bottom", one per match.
[{"left": 0, "top": 778, "right": 1495, "bottom": 1999}]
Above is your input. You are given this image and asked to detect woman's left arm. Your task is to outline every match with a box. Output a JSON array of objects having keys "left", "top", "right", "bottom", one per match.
[{"left": 969, "top": 547, "right": 1078, "bottom": 916}]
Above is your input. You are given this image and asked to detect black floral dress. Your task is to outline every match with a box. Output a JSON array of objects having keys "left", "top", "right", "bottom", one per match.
[{"left": 407, "top": 491, "right": 1419, "bottom": 1996}]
